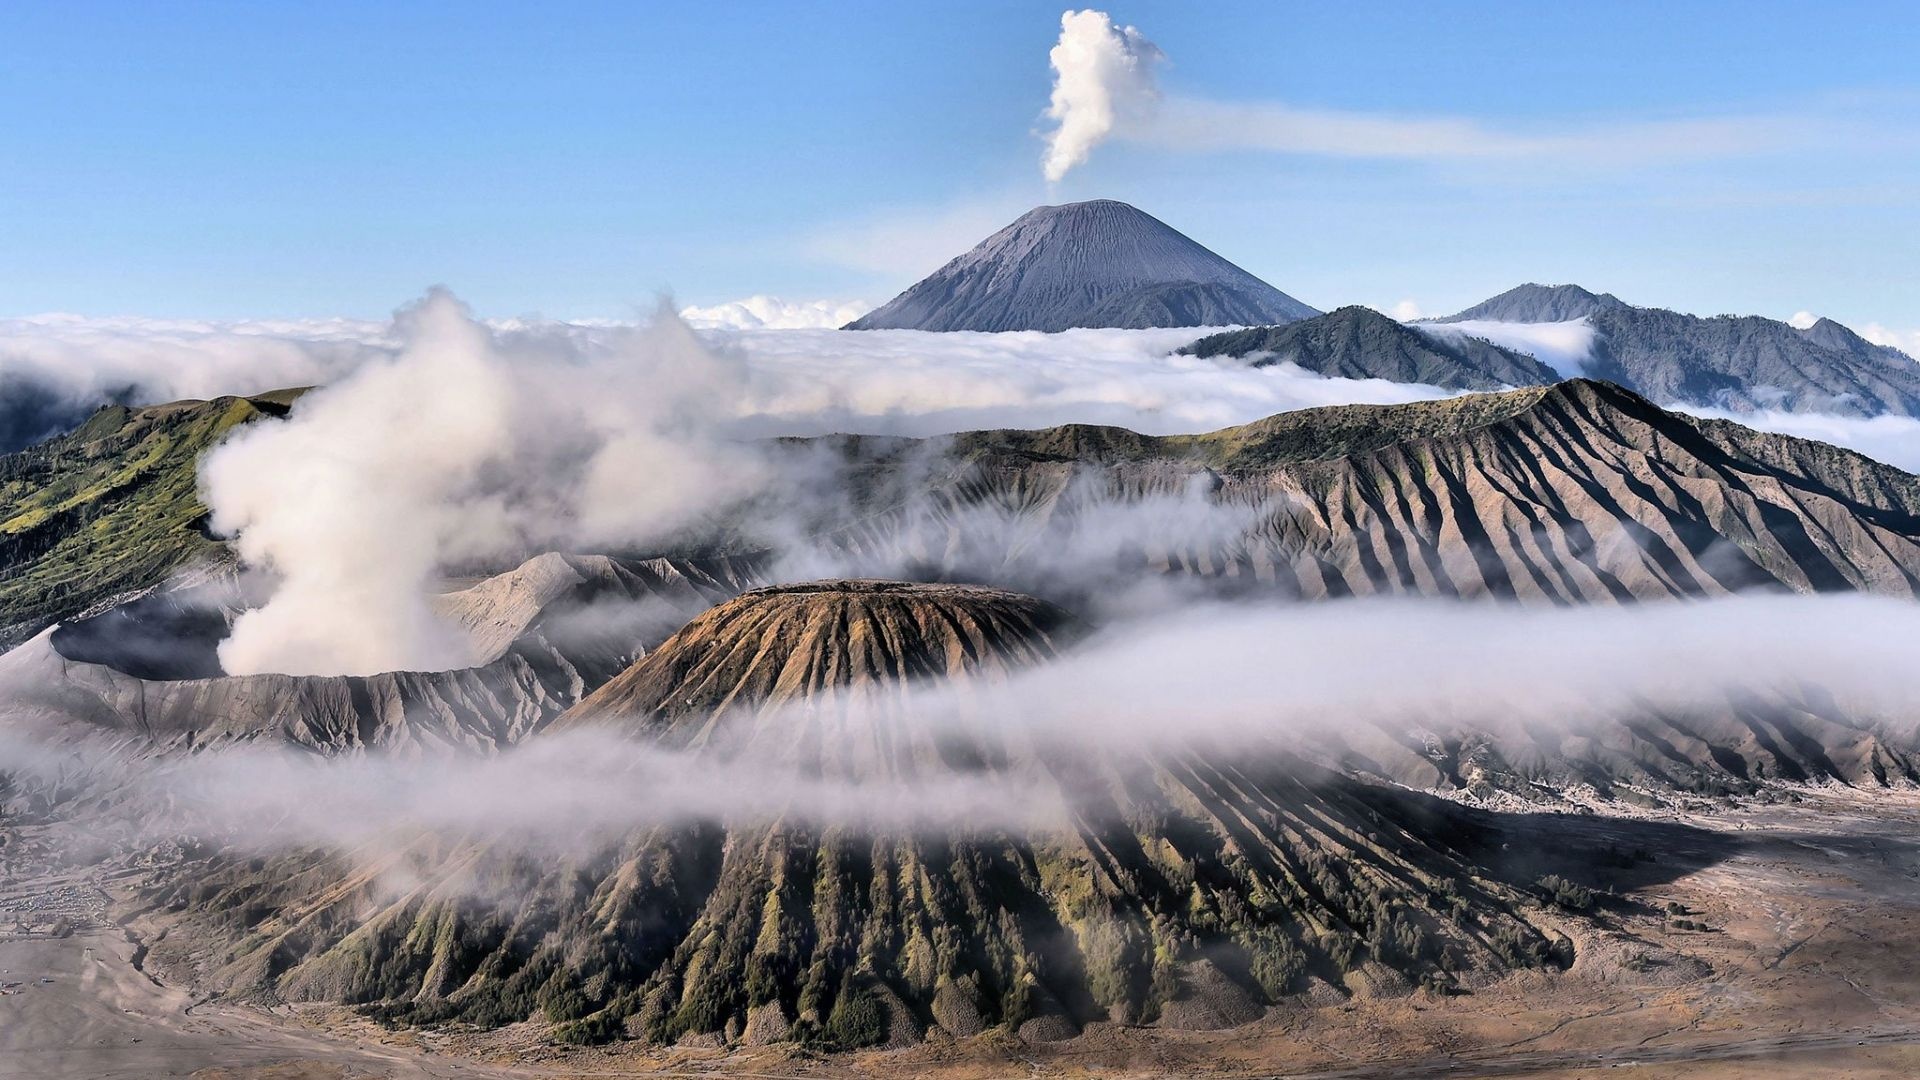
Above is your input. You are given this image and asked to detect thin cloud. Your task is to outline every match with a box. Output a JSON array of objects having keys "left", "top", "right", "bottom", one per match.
[
  {"left": 679, "top": 295, "right": 870, "bottom": 330},
  {"left": 1861, "top": 323, "right": 1920, "bottom": 360},
  {"left": 1034, "top": 9, "right": 1901, "bottom": 179}
]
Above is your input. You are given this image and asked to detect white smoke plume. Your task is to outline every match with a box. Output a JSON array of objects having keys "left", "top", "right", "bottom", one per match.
[
  {"left": 194, "top": 303, "right": 1454, "bottom": 676},
  {"left": 1030, "top": 11, "right": 1893, "bottom": 178},
  {"left": 1040, "top": 9, "right": 1163, "bottom": 182},
  {"left": 0, "top": 288, "right": 1902, "bottom": 679},
  {"left": 200, "top": 290, "right": 764, "bottom": 676}
]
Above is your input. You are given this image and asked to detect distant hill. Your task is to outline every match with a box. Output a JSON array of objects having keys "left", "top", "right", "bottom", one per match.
[
  {"left": 1432, "top": 286, "right": 1920, "bottom": 416},
  {"left": 1432, "top": 283, "right": 1628, "bottom": 324},
  {"left": 844, "top": 200, "right": 1318, "bottom": 332},
  {"left": 1181, "top": 305, "right": 1558, "bottom": 391}
]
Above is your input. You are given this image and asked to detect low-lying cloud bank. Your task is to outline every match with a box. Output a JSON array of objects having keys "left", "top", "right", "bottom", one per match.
[
  {"left": 192, "top": 291, "right": 1457, "bottom": 676},
  {"left": 1413, "top": 319, "right": 1598, "bottom": 379},
  {"left": 0, "top": 313, "right": 390, "bottom": 450},
  {"left": 679, "top": 295, "right": 870, "bottom": 330},
  {"left": 10, "top": 289, "right": 1920, "bottom": 677},
  {"left": 10, "top": 592, "right": 1920, "bottom": 860}
]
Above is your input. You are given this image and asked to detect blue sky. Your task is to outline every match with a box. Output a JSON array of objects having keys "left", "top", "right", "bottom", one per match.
[{"left": 3, "top": 1, "right": 1917, "bottom": 336}]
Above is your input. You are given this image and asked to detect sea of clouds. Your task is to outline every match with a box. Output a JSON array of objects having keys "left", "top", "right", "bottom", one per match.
[{"left": 8, "top": 291, "right": 1920, "bottom": 675}]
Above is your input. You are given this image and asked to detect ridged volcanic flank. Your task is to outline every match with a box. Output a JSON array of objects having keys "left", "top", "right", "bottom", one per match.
[
  {"left": 845, "top": 200, "right": 1318, "bottom": 332},
  {"left": 558, "top": 579, "right": 1073, "bottom": 732}
]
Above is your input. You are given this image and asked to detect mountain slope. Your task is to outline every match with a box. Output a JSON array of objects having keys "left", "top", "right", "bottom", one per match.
[
  {"left": 769, "top": 381, "right": 1920, "bottom": 796},
  {"left": 1582, "top": 306, "right": 1920, "bottom": 416},
  {"left": 555, "top": 580, "right": 1071, "bottom": 734},
  {"left": 800, "top": 380, "right": 1920, "bottom": 606},
  {"left": 1801, "top": 316, "right": 1916, "bottom": 367},
  {"left": 1180, "top": 306, "right": 1558, "bottom": 391},
  {"left": 1433, "top": 284, "right": 1627, "bottom": 324},
  {"left": 0, "top": 392, "right": 300, "bottom": 648},
  {"left": 1433, "top": 287, "right": 1920, "bottom": 416},
  {"left": 845, "top": 201, "right": 1317, "bottom": 332},
  {"left": 0, "top": 552, "right": 763, "bottom": 755},
  {"left": 159, "top": 581, "right": 1564, "bottom": 1048}
]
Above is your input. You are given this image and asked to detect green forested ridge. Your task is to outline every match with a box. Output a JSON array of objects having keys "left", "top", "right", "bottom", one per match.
[{"left": 0, "top": 392, "right": 296, "bottom": 646}]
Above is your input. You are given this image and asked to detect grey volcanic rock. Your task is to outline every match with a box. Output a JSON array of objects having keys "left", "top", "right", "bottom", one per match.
[
  {"left": 787, "top": 381, "right": 1920, "bottom": 793},
  {"left": 1181, "top": 305, "right": 1558, "bottom": 391},
  {"left": 555, "top": 579, "right": 1075, "bottom": 733},
  {"left": 0, "top": 551, "right": 762, "bottom": 754},
  {"left": 831, "top": 380, "right": 1920, "bottom": 604},
  {"left": 1582, "top": 307, "right": 1920, "bottom": 416},
  {"left": 844, "top": 200, "right": 1317, "bottom": 332},
  {"left": 1434, "top": 283, "right": 1627, "bottom": 323},
  {"left": 167, "top": 580, "right": 1560, "bottom": 1047},
  {"left": 1435, "top": 285, "right": 1920, "bottom": 416}
]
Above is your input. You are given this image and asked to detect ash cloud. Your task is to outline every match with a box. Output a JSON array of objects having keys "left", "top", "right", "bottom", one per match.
[{"left": 1030, "top": 9, "right": 1892, "bottom": 180}]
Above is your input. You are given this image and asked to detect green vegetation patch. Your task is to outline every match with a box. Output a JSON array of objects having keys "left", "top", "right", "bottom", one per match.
[{"left": 0, "top": 393, "right": 295, "bottom": 645}]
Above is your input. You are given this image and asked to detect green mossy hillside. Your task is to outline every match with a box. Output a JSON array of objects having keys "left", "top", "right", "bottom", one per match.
[{"left": 0, "top": 393, "right": 295, "bottom": 646}]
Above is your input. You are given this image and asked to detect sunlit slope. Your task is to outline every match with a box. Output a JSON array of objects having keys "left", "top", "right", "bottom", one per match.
[
  {"left": 813, "top": 379, "right": 1920, "bottom": 601},
  {"left": 0, "top": 392, "right": 299, "bottom": 647}
]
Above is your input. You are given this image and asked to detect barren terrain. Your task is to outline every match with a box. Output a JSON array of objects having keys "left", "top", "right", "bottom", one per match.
[{"left": 7, "top": 786, "right": 1920, "bottom": 1079}]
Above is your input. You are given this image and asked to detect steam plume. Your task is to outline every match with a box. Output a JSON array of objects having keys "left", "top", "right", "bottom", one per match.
[
  {"left": 1041, "top": 10, "right": 1163, "bottom": 182},
  {"left": 200, "top": 290, "right": 762, "bottom": 676}
]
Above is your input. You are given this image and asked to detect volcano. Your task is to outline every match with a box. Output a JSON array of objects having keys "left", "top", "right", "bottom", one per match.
[
  {"left": 147, "top": 580, "right": 1561, "bottom": 1050},
  {"left": 844, "top": 200, "right": 1318, "bottom": 332}
]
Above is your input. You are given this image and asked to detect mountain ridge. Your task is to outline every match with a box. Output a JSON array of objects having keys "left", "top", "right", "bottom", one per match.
[
  {"left": 1430, "top": 286, "right": 1920, "bottom": 416},
  {"left": 1432, "top": 283, "right": 1627, "bottom": 324},
  {"left": 1180, "top": 305, "right": 1559, "bottom": 391}
]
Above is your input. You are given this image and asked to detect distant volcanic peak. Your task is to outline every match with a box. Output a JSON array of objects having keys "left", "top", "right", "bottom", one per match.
[
  {"left": 1436, "top": 283, "right": 1629, "bottom": 324},
  {"left": 558, "top": 579, "right": 1073, "bottom": 730},
  {"left": 844, "top": 200, "right": 1317, "bottom": 332},
  {"left": 1800, "top": 315, "right": 1911, "bottom": 360}
]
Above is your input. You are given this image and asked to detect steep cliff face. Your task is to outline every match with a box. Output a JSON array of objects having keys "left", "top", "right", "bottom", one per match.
[
  {"left": 845, "top": 201, "right": 1317, "bottom": 332},
  {"left": 772, "top": 382, "right": 1920, "bottom": 795},
  {"left": 1579, "top": 307, "right": 1920, "bottom": 416},
  {"left": 812, "top": 380, "right": 1920, "bottom": 605}
]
